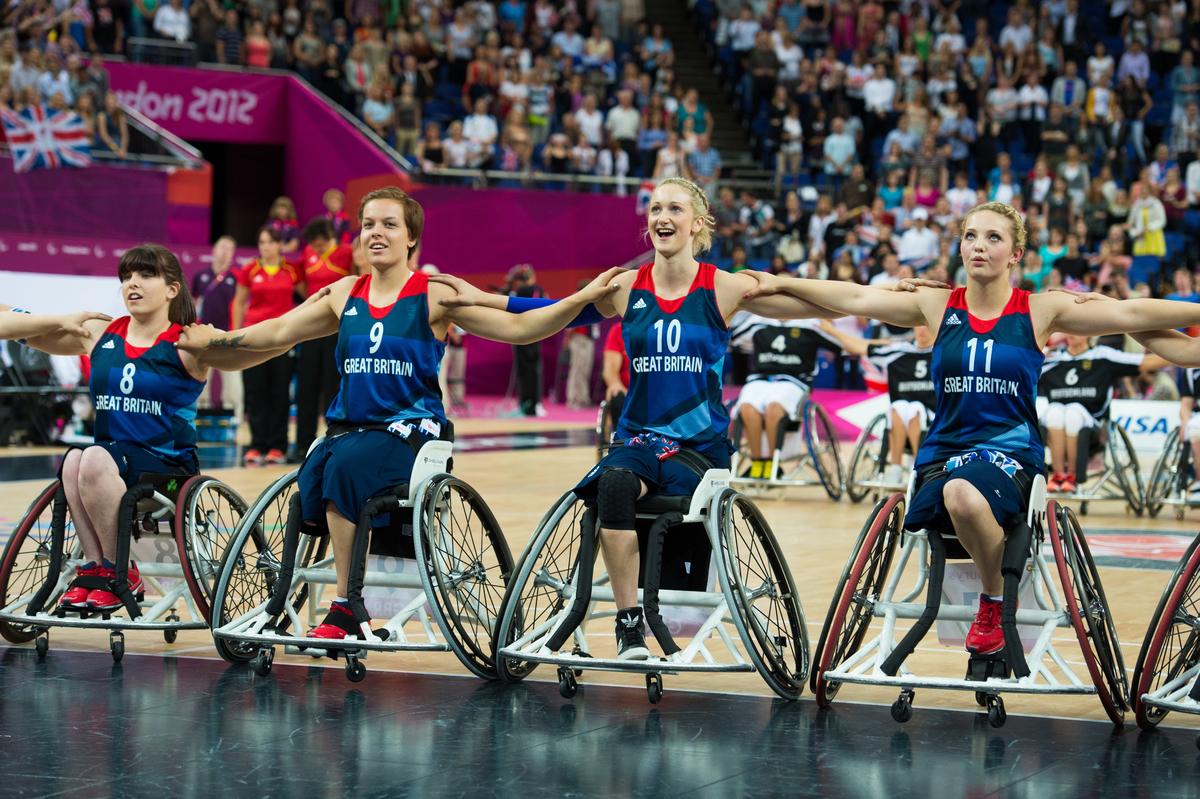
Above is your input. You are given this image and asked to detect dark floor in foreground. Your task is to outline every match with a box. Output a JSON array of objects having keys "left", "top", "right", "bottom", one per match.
[{"left": 0, "top": 649, "right": 1197, "bottom": 799}]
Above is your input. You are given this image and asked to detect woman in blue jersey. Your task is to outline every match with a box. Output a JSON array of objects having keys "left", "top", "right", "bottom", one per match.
[
  {"left": 178, "top": 186, "right": 625, "bottom": 640},
  {"left": 743, "top": 201, "right": 1200, "bottom": 657}
]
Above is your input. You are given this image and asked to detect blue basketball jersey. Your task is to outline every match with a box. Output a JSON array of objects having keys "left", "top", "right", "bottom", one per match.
[
  {"left": 325, "top": 272, "right": 447, "bottom": 426},
  {"left": 616, "top": 263, "right": 731, "bottom": 460},
  {"left": 915, "top": 287, "right": 1045, "bottom": 473},
  {"left": 90, "top": 317, "right": 203, "bottom": 463}
]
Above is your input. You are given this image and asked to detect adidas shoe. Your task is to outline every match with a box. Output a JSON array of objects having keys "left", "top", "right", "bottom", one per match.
[
  {"left": 265, "top": 448, "right": 287, "bottom": 465},
  {"left": 243, "top": 448, "right": 264, "bottom": 466},
  {"left": 1046, "top": 472, "right": 1063, "bottom": 493},
  {"left": 309, "top": 602, "right": 362, "bottom": 640},
  {"left": 615, "top": 606, "right": 650, "bottom": 661},
  {"left": 59, "top": 562, "right": 102, "bottom": 608},
  {"left": 87, "top": 562, "right": 145, "bottom": 612},
  {"left": 1060, "top": 472, "right": 1077, "bottom": 493},
  {"left": 965, "top": 595, "right": 1005, "bottom": 656}
]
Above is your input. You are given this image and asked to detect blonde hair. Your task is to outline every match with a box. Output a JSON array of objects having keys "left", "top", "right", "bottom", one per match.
[
  {"left": 962, "top": 201, "right": 1027, "bottom": 252},
  {"left": 654, "top": 177, "right": 716, "bottom": 256}
]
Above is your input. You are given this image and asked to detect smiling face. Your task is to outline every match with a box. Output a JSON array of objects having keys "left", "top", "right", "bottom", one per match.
[
  {"left": 960, "top": 208, "right": 1024, "bottom": 281},
  {"left": 360, "top": 198, "right": 413, "bottom": 269},
  {"left": 647, "top": 182, "right": 705, "bottom": 259}
]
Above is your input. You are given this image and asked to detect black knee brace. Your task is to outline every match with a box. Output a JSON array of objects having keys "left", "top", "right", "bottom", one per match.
[{"left": 597, "top": 468, "right": 640, "bottom": 530}]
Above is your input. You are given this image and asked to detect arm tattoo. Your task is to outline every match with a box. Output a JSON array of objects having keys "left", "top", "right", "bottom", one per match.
[{"left": 210, "top": 334, "right": 247, "bottom": 349}]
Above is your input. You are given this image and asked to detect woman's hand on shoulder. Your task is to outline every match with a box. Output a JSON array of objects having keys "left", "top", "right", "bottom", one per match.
[
  {"left": 428, "top": 273, "right": 492, "bottom": 309},
  {"left": 61, "top": 311, "right": 113, "bottom": 338}
]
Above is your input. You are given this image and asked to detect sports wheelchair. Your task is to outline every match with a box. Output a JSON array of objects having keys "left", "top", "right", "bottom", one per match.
[
  {"left": 594, "top": 392, "right": 625, "bottom": 463},
  {"left": 208, "top": 438, "right": 516, "bottom": 683},
  {"left": 729, "top": 397, "right": 844, "bottom": 500},
  {"left": 1146, "top": 426, "right": 1198, "bottom": 520},
  {"left": 1131, "top": 531, "right": 1200, "bottom": 749},
  {"left": 491, "top": 466, "right": 808, "bottom": 703},
  {"left": 844, "top": 409, "right": 930, "bottom": 505},
  {"left": 811, "top": 475, "right": 1129, "bottom": 728},
  {"left": 1045, "top": 418, "right": 1145, "bottom": 516},
  {"left": 0, "top": 471, "right": 246, "bottom": 661}
]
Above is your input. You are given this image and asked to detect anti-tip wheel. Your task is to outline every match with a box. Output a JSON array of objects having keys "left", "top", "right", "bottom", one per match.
[
  {"left": 34, "top": 634, "right": 48, "bottom": 659},
  {"left": 346, "top": 656, "right": 367, "bottom": 683},
  {"left": 252, "top": 648, "right": 274, "bottom": 677},
  {"left": 890, "top": 690, "right": 914, "bottom": 723},
  {"left": 109, "top": 632, "right": 124, "bottom": 663},
  {"left": 557, "top": 667, "right": 578, "bottom": 699},
  {"left": 987, "top": 695, "right": 1007, "bottom": 728},
  {"left": 646, "top": 673, "right": 663, "bottom": 704}
]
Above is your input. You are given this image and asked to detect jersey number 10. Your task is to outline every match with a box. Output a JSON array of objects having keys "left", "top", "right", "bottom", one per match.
[{"left": 653, "top": 318, "right": 682, "bottom": 354}]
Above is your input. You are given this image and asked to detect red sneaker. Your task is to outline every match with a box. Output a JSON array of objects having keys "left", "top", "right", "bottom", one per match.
[
  {"left": 965, "top": 595, "right": 1005, "bottom": 655},
  {"left": 309, "top": 602, "right": 362, "bottom": 640},
  {"left": 1046, "top": 472, "right": 1063, "bottom": 492},
  {"left": 243, "top": 448, "right": 264, "bottom": 466},
  {"left": 87, "top": 562, "right": 145, "bottom": 612},
  {"left": 59, "top": 562, "right": 102, "bottom": 608},
  {"left": 265, "top": 448, "right": 287, "bottom": 465},
  {"left": 1060, "top": 472, "right": 1077, "bottom": 492}
]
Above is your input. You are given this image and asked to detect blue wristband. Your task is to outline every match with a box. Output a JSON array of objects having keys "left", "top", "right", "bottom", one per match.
[{"left": 505, "top": 296, "right": 604, "bottom": 328}]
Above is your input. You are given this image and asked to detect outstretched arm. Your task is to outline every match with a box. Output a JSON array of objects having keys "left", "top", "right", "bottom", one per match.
[
  {"left": 1, "top": 308, "right": 111, "bottom": 350},
  {"left": 817, "top": 319, "right": 870, "bottom": 356},
  {"left": 1043, "top": 292, "right": 1200, "bottom": 338},
  {"left": 429, "top": 271, "right": 610, "bottom": 327},
  {"left": 739, "top": 271, "right": 939, "bottom": 327},
  {"left": 1130, "top": 329, "right": 1200, "bottom": 367}
]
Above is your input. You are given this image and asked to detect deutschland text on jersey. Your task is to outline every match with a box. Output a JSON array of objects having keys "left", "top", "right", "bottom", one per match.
[
  {"left": 617, "top": 263, "right": 731, "bottom": 460},
  {"left": 1039, "top": 345, "right": 1143, "bottom": 422},
  {"left": 916, "top": 288, "right": 1044, "bottom": 473},
  {"left": 90, "top": 317, "right": 204, "bottom": 463},
  {"left": 325, "top": 272, "right": 447, "bottom": 426}
]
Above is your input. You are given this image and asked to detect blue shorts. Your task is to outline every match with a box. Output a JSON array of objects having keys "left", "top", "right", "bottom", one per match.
[
  {"left": 297, "top": 430, "right": 423, "bottom": 524},
  {"left": 574, "top": 444, "right": 729, "bottom": 500},
  {"left": 83, "top": 441, "right": 198, "bottom": 489},
  {"left": 904, "top": 460, "right": 1035, "bottom": 534}
]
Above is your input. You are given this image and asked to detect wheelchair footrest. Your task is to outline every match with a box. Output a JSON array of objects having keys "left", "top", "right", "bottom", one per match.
[{"left": 965, "top": 654, "right": 1012, "bottom": 685}]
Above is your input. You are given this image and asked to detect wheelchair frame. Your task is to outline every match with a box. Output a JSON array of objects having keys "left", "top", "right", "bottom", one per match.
[
  {"left": 492, "top": 470, "right": 809, "bottom": 703},
  {"left": 812, "top": 475, "right": 1129, "bottom": 728},
  {"left": 730, "top": 397, "right": 844, "bottom": 500},
  {"left": 209, "top": 440, "right": 515, "bottom": 683},
  {"left": 0, "top": 474, "right": 246, "bottom": 661},
  {"left": 1146, "top": 426, "right": 1197, "bottom": 520},
  {"left": 844, "top": 410, "right": 929, "bottom": 504},
  {"left": 1048, "top": 419, "right": 1145, "bottom": 516}
]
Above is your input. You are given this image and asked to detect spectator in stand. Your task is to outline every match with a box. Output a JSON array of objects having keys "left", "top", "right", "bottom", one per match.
[
  {"left": 674, "top": 87, "right": 713, "bottom": 137},
  {"left": 1127, "top": 180, "right": 1167, "bottom": 258},
  {"left": 1017, "top": 70, "right": 1049, "bottom": 150},
  {"left": 573, "top": 92, "right": 604, "bottom": 147},
  {"left": 153, "top": 0, "right": 190, "bottom": 43},
  {"left": 316, "top": 44, "right": 348, "bottom": 109},
  {"left": 822, "top": 116, "right": 856, "bottom": 187},
  {"left": 292, "top": 17, "right": 325, "bottom": 82},
  {"left": 36, "top": 52, "right": 71, "bottom": 105},
  {"left": 130, "top": 0, "right": 159, "bottom": 41},
  {"left": 596, "top": 136, "right": 630, "bottom": 192},
  {"left": 605, "top": 88, "right": 640, "bottom": 173},
  {"left": 897, "top": 207, "right": 940, "bottom": 267},
  {"left": 1117, "top": 38, "right": 1151, "bottom": 87},
  {"left": 1058, "top": 0, "right": 1092, "bottom": 65},
  {"left": 986, "top": 72, "right": 1020, "bottom": 148},
  {"left": 1148, "top": 143, "right": 1177, "bottom": 189},
  {"left": 362, "top": 79, "right": 395, "bottom": 145},
  {"left": 265, "top": 196, "right": 301, "bottom": 255},
  {"left": 1051, "top": 60, "right": 1087, "bottom": 129},
  {"left": 191, "top": 235, "right": 242, "bottom": 417},
  {"left": 739, "top": 190, "right": 777, "bottom": 261},
  {"left": 216, "top": 8, "right": 243, "bottom": 66},
  {"left": 244, "top": 20, "right": 272, "bottom": 69},
  {"left": 233, "top": 226, "right": 303, "bottom": 465},
  {"left": 443, "top": 120, "right": 473, "bottom": 168},
  {"left": 190, "top": 0, "right": 223, "bottom": 63},
  {"left": 96, "top": 90, "right": 128, "bottom": 158},
  {"left": 998, "top": 8, "right": 1033, "bottom": 55},
  {"left": 882, "top": 113, "right": 920, "bottom": 160},
  {"left": 1174, "top": 101, "right": 1200, "bottom": 171},
  {"left": 1171, "top": 51, "right": 1200, "bottom": 124},
  {"left": 89, "top": 0, "right": 125, "bottom": 55},
  {"left": 76, "top": 92, "right": 98, "bottom": 142},
  {"left": 293, "top": 217, "right": 354, "bottom": 460},
  {"left": 686, "top": 132, "right": 722, "bottom": 200},
  {"left": 463, "top": 97, "right": 499, "bottom": 168}
]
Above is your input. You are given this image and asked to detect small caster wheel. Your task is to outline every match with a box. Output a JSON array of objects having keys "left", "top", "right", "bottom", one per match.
[
  {"left": 557, "top": 666, "right": 578, "bottom": 699},
  {"left": 1079, "top": 502, "right": 1089, "bottom": 516},
  {"left": 109, "top": 632, "right": 125, "bottom": 663},
  {"left": 1176, "top": 507, "right": 1186, "bottom": 521},
  {"left": 35, "top": 634, "right": 48, "bottom": 660},
  {"left": 252, "top": 648, "right": 274, "bottom": 677},
  {"left": 890, "top": 689, "right": 914, "bottom": 723},
  {"left": 346, "top": 655, "right": 366, "bottom": 683},
  {"left": 987, "top": 695, "right": 1007, "bottom": 728},
  {"left": 975, "top": 691, "right": 987, "bottom": 707},
  {"left": 163, "top": 628, "right": 178, "bottom": 644},
  {"left": 646, "top": 673, "right": 663, "bottom": 704}
]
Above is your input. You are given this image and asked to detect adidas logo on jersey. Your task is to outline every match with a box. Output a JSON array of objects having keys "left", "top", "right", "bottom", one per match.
[
  {"left": 632, "top": 298, "right": 647, "bottom": 310},
  {"left": 101, "top": 340, "right": 115, "bottom": 349},
  {"left": 946, "top": 314, "right": 962, "bottom": 325},
  {"left": 343, "top": 306, "right": 358, "bottom": 316}
]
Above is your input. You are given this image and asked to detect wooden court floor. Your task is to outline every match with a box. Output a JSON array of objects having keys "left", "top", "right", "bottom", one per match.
[{"left": 1, "top": 423, "right": 1198, "bottom": 731}]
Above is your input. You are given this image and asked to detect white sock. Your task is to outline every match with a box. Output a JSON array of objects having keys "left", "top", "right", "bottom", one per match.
[
  {"left": 985, "top": 594, "right": 1004, "bottom": 603},
  {"left": 334, "top": 596, "right": 349, "bottom": 605}
]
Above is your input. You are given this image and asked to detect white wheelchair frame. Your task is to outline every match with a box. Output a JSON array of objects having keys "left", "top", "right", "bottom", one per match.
[
  {"left": 729, "top": 395, "right": 844, "bottom": 500},
  {"left": 844, "top": 408, "right": 932, "bottom": 504},
  {"left": 1045, "top": 417, "right": 1145, "bottom": 515}
]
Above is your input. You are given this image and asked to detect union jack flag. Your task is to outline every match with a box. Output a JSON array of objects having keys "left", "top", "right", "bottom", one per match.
[{"left": 1, "top": 105, "right": 93, "bottom": 173}]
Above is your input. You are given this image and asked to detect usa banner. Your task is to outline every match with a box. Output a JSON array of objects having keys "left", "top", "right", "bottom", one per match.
[{"left": 0, "top": 105, "right": 93, "bottom": 173}]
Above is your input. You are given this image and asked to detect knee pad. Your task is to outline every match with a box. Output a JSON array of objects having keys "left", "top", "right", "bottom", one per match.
[
  {"left": 1064, "top": 406, "right": 1090, "bottom": 436},
  {"left": 597, "top": 468, "right": 640, "bottom": 531},
  {"left": 1043, "top": 403, "right": 1066, "bottom": 430}
]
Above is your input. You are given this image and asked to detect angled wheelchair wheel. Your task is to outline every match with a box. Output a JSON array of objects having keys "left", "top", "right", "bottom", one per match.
[
  {"left": 716, "top": 490, "right": 808, "bottom": 700},
  {"left": 492, "top": 492, "right": 590, "bottom": 682},
  {"left": 211, "top": 472, "right": 326, "bottom": 663},
  {"left": 174, "top": 476, "right": 248, "bottom": 624},
  {"left": 804, "top": 401, "right": 844, "bottom": 501},
  {"left": 1048, "top": 501, "right": 1129, "bottom": 727},
  {"left": 1145, "top": 427, "right": 1183, "bottom": 519},
  {"left": 1131, "top": 533, "right": 1200, "bottom": 730},
  {"left": 0, "top": 481, "right": 77, "bottom": 644},
  {"left": 846, "top": 413, "right": 888, "bottom": 504},
  {"left": 812, "top": 493, "right": 904, "bottom": 704},
  {"left": 729, "top": 416, "right": 753, "bottom": 478},
  {"left": 595, "top": 400, "right": 616, "bottom": 463},
  {"left": 1106, "top": 423, "right": 1146, "bottom": 517},
  {"left": 416, "top": 475, "right": 515, "bottom": 680}
]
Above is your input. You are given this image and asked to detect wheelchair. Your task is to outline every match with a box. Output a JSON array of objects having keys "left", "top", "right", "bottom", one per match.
[
  {"left": 594, "top": 392, "right": 625, "bottom": 463},
  {"left": 729, "top": 396, "right": 844, "bottom": 500},
  {"left": 208, "top": 438, "right": 517, "bottom": 683},
  {"left": 1145, "top": 426, "right": 1197, "bottom": 520},
  {"left": 0, "top": 470, "right": 247, "bottom": 661},
  {"left": 491, "top": 467, "right": 808, "bottom": 703},
  {"left": 1045, "top": 418, "right": 1145, "bottom": 516},
  {"left": 811, "top": 474, "right": 1129, "bottom": 728},
  {"left": 1130, "top": 531, "right": 1200, "bottom": 750},
  {"left": 845, "top": 409, "right": 931, "bottom": 504}
]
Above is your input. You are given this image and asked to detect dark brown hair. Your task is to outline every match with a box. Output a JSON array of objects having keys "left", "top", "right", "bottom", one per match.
[
  {"left": 357, "top": 186, "right": 424, "bottom": 257},
  {"left": 117, "top": 244, "right": 197, "bottom": 326}
]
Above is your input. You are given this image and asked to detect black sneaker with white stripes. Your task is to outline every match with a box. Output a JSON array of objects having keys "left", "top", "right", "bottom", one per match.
[{"left": 615, "top": 606, "right": 650, "bottom": 661}]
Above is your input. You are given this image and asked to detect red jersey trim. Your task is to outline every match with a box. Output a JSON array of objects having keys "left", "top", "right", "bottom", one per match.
[
  {"left": 945, "top": 287, "right": 1030, "bottom": 335},
  {"left": 103, "top": 317, "right": 183, "bottom": 358},
  {"left": 631, "top": 263, "right": 715, "bottom": 314},
  {"left": 350, "top": 271, "right": 427, "bottom": 319}
]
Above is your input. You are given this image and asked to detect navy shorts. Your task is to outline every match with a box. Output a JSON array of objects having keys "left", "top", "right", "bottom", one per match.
[
  {"left": 574, "top": 444, "right": 729, "bottom": 500},
  {"left": 904, "top": 460, "right": 1034, "bottom": 534},
  {"left": 297, "top": 430, "right": 424, "bottom": 524},
  {"left": 81, "top": 441, "right": 198, "bottom": 489}
]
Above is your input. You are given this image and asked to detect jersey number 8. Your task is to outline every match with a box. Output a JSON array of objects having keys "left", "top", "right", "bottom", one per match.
[{"left": 119, "top": 363, "right": 136, "bottom": 394}]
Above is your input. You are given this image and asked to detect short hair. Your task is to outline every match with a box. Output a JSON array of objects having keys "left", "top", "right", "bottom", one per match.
[
  {"left": 303, "top": 217, "right": 336, "bottom": 244},
  {"left": 357, "top": 186, "right": 424, "bottom": 258},
  {"left": 962, "top": 201, "right": 1028, "bottom": 252}
]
